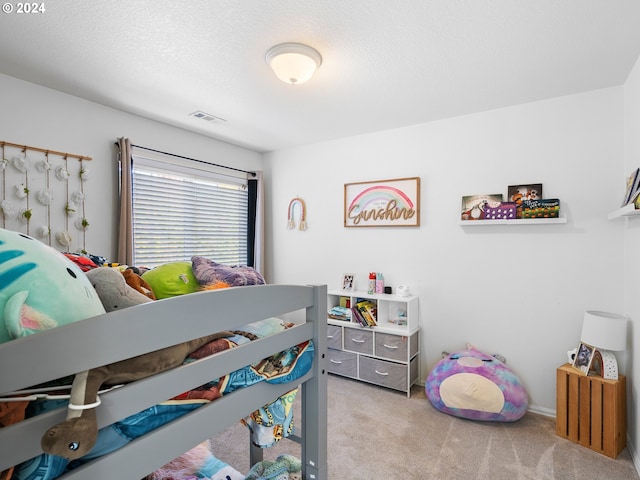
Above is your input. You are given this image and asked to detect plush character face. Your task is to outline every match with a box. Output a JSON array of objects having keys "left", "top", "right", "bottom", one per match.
[
  {"left": 0, "top": 228, "right": 105, "bottom": 344},
  {"left": 426, "top": 347, "right": 528, "bottom": 422}
]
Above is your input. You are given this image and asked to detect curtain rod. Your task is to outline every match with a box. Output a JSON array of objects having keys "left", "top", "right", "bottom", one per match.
[
  {"left": 1, "top": 140, "right": 92, "bottom": 161},
  {"left": 119, "top": 142, "right": 256, "bottom": 177}
]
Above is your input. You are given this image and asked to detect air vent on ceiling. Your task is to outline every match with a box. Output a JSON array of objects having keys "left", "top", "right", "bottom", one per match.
[{"left": 189, "top": 111, "right": 227, "bottom": 124}]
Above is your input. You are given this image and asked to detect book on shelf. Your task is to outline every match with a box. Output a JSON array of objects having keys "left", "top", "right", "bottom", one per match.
[
  {"left": 351, "top": 306, "right": 369, "bottom": 327},
  {"left": 633, "top": 189, "right": 640, "bottom": 210},
  {"left": 355, "top": 300, "right": 377, "bottom": 326},
  {"left": 483, "top": 202, "right": 517, "bottom": 220},
  {"left": 622, "top": 168, "right": 640, "bottom": 207},
  {"left": 460, "top": 194, "right": 503, "bottom": 221},
  {"left": 521, "top": 198, "right": 560, "bottom": 219}
]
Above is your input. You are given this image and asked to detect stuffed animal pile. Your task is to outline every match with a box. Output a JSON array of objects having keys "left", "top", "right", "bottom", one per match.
[{"left": 0, "top": 228, "right": 306, "bottom": 480}]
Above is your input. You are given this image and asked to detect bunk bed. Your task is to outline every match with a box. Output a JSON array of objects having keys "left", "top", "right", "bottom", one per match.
[{"left": 0, "top": 283, "right": 328, "bottom": 479}]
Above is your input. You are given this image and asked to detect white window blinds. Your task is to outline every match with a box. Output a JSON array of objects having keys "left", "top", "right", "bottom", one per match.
[{"left": 131, "top": 156, "right": 248, "bottom": 268}]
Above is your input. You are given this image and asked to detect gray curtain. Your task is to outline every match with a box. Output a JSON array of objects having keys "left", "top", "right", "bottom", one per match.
[{"left": 117, "top": 137, "right": 133, "bottom": 265}]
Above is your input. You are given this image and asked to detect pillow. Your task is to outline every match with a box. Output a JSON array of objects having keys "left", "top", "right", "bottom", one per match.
[
  {"left": 426, "top": 346, "right": 528, "bottom": 422},
  {"left": 141, "top": 261, "right": 200, "bottom": 299},
  {"left": 191, "top": 256, "right": 265, "bottom": 287}
]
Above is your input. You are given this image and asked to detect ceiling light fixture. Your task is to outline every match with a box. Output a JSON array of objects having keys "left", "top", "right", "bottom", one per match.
[{"left": 265, "top": 43, "right": 322, "bottom": 85}]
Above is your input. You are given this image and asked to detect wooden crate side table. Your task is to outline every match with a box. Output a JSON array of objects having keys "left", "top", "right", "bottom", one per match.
[{"left": 556, "top": 363, "right": 626, "bottom": 458}]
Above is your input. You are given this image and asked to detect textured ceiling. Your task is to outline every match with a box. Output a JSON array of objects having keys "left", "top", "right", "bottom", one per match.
[{"left": 1, "top": 0, "right": 639, "bottom": 152}]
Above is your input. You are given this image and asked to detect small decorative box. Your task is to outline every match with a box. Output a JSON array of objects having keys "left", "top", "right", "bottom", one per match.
[{"left": 483, "top": 202, "right": 517, "bottom": 220}]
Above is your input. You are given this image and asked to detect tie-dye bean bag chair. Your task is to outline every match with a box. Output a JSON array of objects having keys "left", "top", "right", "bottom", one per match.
[{"left": 426, "top": 346, "right": 528, "bottom": 422}]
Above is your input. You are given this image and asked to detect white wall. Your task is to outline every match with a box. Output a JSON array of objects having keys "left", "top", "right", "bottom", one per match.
[
  {"left": 264, "top": 86, "right": 625, "bottom": 415},
  {"left": 623, "top": 55, "right": 640, "bottom": 471},
  {"left": 1, "top": 70, "right": 635, "bottom": 459},
  {"left": 0, "top": 74, "right": 262, "bottom": 261}
]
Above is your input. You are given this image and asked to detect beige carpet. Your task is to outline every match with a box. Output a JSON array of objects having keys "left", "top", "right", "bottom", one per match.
[{"left": 209, "top": 375, "right": 638, "bottom": 479}]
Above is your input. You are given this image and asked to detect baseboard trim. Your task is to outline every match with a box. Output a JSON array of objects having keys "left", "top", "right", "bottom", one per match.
[{"left": 527, "top": 404, "right": 555, "bottom": 418}]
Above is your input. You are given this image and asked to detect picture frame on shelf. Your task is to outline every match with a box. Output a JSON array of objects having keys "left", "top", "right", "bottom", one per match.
[
  {"left": 460, "top": 194, "right": 503, "bottom": 221},
  {"left": 507, "top": 183, "right": 542, "bottom": 218},
  {"left": 622, "top": 167, "right": 640, "bottom": 206},
  {"left": 342, "top": 273, "right": 355, "bottom": 292},
  {"left": 589, "top": 350, "right": 603, "bottom": 377},
  {"left": 572, "top": 342, "right": 595, "bottom": 375},
  {"left": 507, "top": 183, "right": 543, "bottom": 202},
  {"left": 521, "top": 198, "right": 560, "bottom": 219}
]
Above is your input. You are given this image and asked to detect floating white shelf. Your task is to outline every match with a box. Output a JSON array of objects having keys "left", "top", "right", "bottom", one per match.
[
  {"left": 458, "top": 217, "right": 567, "bottom": 226},
  {"left": 607, "top": 203, "right": 640, "bottom": 220}
]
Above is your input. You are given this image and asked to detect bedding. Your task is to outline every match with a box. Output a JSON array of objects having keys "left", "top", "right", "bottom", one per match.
[
  {"left": 6, "top": 316, "right": 314, "bottom": 480},
  {"left": 0, "top": 231, "right": 326, "bottom": 480}
]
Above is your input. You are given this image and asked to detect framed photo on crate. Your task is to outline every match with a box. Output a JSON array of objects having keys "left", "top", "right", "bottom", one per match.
[
  {"left": 342, "top": 273, "right": 355, "bottom": 292},
  {"left": 572, "top": 342, "right": 595, "bottom": 375}
]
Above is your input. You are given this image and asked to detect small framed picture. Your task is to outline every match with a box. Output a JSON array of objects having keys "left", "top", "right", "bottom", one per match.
[
  {"left": 572, "top": 342, "right": 595, "bottom": 375},
  {"left": 342, "top": 274, "right": 355, "bottom": 291},
  {"left": 507, "top": 183, "right": 543, "bottom": 218}
]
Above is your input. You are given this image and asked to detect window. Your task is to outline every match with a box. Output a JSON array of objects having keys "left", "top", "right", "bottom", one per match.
[{"left": 131, "top": 156, "right": 248, "bottom": 268}]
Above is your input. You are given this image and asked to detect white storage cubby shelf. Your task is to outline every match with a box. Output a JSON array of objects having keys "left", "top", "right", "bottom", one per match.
[{"left": 326, "top": 289, "right": 419, "bottom": 397}]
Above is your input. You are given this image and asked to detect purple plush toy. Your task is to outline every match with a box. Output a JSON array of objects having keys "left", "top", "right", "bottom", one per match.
[
  {"left": 426, "top": 346, "right": 528, "bottom": 422},
  {"left": 191, "top": 256, "right": 265, "bottom": 287}
]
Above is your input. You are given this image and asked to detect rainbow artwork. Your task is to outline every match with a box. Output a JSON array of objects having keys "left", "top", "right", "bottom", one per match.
[
  {"left": 345, "top": 178, "right": 420, "bottom": 227},
  {"left": 348, "top": 185, "right": 414, "bottom": 212},
  {"left": 287, "top": 197, "right": 307, "bottom": 230}
]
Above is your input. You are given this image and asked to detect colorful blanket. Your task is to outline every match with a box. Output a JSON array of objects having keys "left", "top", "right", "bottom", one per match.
[
  {"left": 174, "top": 318, "right": 313, "bottom": 402},
  {"left": 10, "top": 317, "right": 315, "bottom": 480}
]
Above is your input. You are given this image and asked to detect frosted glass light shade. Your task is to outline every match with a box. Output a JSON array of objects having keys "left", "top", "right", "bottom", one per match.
[
  {"left": 581, "top": 311, "right": 628, "bottom": 351},
  {"left": 266, "top": 43, "right": 322, "bottom": 85}
]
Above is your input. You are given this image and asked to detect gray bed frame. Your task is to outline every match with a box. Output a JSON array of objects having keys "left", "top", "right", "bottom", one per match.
[{"left": 0, "top": 284, "right": 328, "bottom": 480}]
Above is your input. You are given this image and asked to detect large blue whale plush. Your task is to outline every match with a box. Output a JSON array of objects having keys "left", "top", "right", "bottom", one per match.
[{"left": 0, "top": 228, "right": 105, "bottom": 344}]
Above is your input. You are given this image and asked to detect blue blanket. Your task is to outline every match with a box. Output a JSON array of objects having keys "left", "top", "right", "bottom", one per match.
[{"left": 12, "top": 317, "right": 314, "bottom": 480}]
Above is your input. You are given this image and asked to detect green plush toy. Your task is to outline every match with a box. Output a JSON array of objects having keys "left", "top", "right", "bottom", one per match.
[{"left": 141, "top": 261, "right": 200, "bottom": 299}]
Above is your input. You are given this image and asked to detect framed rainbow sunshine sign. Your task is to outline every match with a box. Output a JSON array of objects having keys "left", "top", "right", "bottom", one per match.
[{"left": 344, "top": 177, "right": 420, "bottom": 227}]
